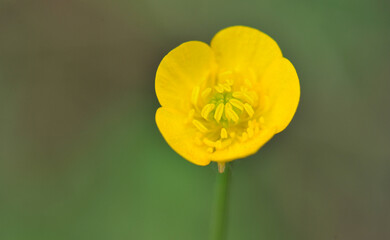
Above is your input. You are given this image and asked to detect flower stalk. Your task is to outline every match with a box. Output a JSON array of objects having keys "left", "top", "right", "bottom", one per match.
[{"left": 210, "top": 162, "right": 230, "bottom": 240}]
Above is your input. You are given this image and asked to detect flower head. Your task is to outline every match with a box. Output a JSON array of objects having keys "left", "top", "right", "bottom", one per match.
[{"left": 155, "top": 26, "right": 300, "bottom": 166}]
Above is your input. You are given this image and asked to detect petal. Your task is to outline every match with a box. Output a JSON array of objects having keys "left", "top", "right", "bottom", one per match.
[
  {"left": 155, "top": 107, "right": 211, "bottom": 166},
  {"left": 155, "top": 41, "right": 215, "bottom": 112},
  {"left": 211, "top": 128, "right": 275, "bottom": 162},
  {"left": 259, "top": 58, "right": 300, "bottom": 133},
  {"left": 210, "top": 26, "right": 282, "bottom": 76}
]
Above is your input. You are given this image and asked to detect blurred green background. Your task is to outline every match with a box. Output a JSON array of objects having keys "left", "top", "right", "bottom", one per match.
[{"left": 1, "top": 0, "right": 389, "bottom": 239}]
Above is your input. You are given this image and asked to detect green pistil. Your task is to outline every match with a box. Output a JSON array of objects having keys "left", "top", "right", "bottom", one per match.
[{"left": 210, "top": 92, "right": 233, "bottom": 105}]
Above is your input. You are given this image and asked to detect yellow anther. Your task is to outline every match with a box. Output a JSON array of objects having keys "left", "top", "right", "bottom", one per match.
[
  {"left": 221, "top": 128, "right": 228, "bottom": 139},
  {"left": 259, "top": 116, "right": 265, "bottom": 123},
  {"left": 214, "top": 84, "right": 224, "bottom": 93},
  {"left": 207, "top": 147, "right": 214, "bottom": 153},
  {"left": 230, "top": 110, "right": 239, "bottom": 122},
  {"left": 222, "top": 84, "right": 231, "bottom": 92},
  {"left": 215, "top": 140, "right": 222, "bottom": 149},
  {"left": 229, "top": 98, "right": 244, "bottom": 111},
  {"left": 247, "top": 127, "right": 254, "bottom": 138},
  {"left": 191, "top": 86, "right": 200, "bottom": 105},
  {"left": 232, "top": 91, "right": 244, "bottom": 99},
  {"left": 203, "top": 138, "right": 216, "bottom": 147},
  {"left": 244, "top": 103, "right": 254, "bottom": 117},
  {"left": 233, "top": 91, "right": 254, "bottom": 105},
  {"left": 226, "top": 78, "right": 234, "bottom": 86},
  {"left": 241, "top": 132, "right": 248, "bottom": 142},
  {"left": 225, "top": 103, "right": 239, "bottom": 122},
  {"left": 224, "top": 103, "right": 231, "bottom": 121},
  {"left": 243, "top": 92, "right": 254, "bottom": 105},
  {"left": 248, "top": 120, "right": 254, "bottom": 128},
  {"left": 192, "top": 119, "right": 208, "bottom": 133},
  {"left": 201, "top": 103, "right": 215, "bottom": 120},
  {"left": 201, "top": 88, "right": 212, "bottom": 99},
  {"left": 214, "top": 103, "right": 224, "bottom": 123},
  {"left": 229, "top": 131, "right": 236, "bottom": 138},
  {"left": 220, "top": 138, "right": 232, "bottom": 149}
]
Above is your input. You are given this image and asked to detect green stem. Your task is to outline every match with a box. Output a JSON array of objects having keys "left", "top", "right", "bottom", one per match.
[{"left": 210, "top": 162, "right": 230, "bottom": 240}]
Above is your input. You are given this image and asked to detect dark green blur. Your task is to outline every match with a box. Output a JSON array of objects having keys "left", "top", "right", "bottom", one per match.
[{"left": 0, "top": 0, "right": 389, "bottom": 239}]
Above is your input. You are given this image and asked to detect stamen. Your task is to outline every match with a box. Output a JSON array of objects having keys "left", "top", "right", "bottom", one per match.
[
  {"left": 189, "top": 69, "right": 264, "bottom": 153},
  {"left": 203, "top": 138, "right": 216, "bottom": 147},
  {"left": 232, "top": 91, "right": 244, "bottom": 99},
  {"left": 233, "top": 91, "right": 254, "bottom": 105},
  {"left": 247, "top": 127, "right": 254, "bottom": 138},
  {"left": 214, "top": 103, "right": 224, "bottom": 123},
  {"left": 214, "top": 84, "right": 224, "bottom": 93},
  {"left": 191, "top": 86, "right": 200, "bottom": 106},
  {"left": 226, "top": 78, "right": 234, "bottom": 86},
  {"left": 242, "top": 92, "right": 254, "bottom": 105},
  {"left": 240, "top": 132, "right": 248, "bottom": 142},
  {"left": 259, "top": 116, "right": 265, "bottom": 123},
  {"left": 221, "top": 128, "right": 228, "bottom": 139},
  {"left": 225, "top": 103, "right": 239, "bottom": 122},
  {"left": 201, "top": 88, "right": 212, "bottom": 99},
  {"left": 224, "top": 104, "right": 231, "bottom": 121},
  {"left": 229, "top": 99, "right": 244, "bottom": 111},
  {"left": 218, "top": 71, "right": 233, "bottom": 84},
  {"left": 248, "top": 120, "right": 254, "bottom": 128},
  {"left": 215, "top": 140, "right": 222, "bottom": 149},
  {"left": 244, "top": 103, "right": 254, "bottom": 117},
  {"left": 192, "top": 119, "right": 208, "bottom": 133},
  {"left": 219, "top": 139, "right": 232, "bottom": 149},
  {"left": 222, "top": 84, "right": 231, "bottom": 92},
  {"left": 201, "top": 103, "right": 215, "bottom": 120},
  {"left": 218, "top": 70, "right": 232, "bottom": 79}
]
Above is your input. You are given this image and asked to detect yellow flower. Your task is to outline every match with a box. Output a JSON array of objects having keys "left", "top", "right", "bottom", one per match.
[{"left": 155, "top": 26, "right": 300, "bottom": 167}]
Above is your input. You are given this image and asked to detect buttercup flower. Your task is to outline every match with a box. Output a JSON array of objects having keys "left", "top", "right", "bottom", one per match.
[{"left": 155, "top": 26, "right": 300, "bottom": 168}]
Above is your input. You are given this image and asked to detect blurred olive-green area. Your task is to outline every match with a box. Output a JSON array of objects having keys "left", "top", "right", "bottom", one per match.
[{"left": 1, "top": 0, "right": 389, "bottom": 239}]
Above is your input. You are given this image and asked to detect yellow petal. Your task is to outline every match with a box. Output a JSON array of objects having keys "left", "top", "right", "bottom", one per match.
[
  {"left": 259, "top": 58, "right": 300, "bottom": 133},
  {"left": 211, "top": 127, "right": 275, "bottom": 162},
  {"left": 211, "top": 26, "right": 282, "bottom": 76},
  {"left": 155, "top": 41, "right": 215, "bottom": 112},
  {"left": 156, "top": 107, "right": 211, "bottom": 166}
]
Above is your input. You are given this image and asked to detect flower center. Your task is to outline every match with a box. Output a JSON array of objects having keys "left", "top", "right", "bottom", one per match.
[{"left": 187, "top": 69, "right": 265, "bottom": 153}]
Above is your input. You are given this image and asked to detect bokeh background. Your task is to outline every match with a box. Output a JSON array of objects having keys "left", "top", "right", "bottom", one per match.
[{"left": 1, "top": 0, "right": 389, "bottom": 239}]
